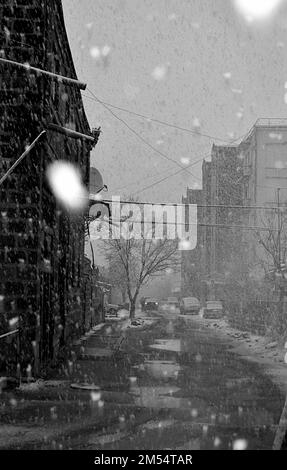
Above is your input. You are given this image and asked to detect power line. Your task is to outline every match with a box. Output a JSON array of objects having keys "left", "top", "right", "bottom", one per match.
[
  {"left": 82, "top": 93, "right": 241, "bottom": 144},
  {"left": 86, "top": 88, "right": 201, "bottom": 182},
  {"left": 83, "top": 90, "right": 250, "bottom": 197},
  {"left": 132, "top": 157, "right": 205, "bottom": 196},
  {"left": 114, "top": 162, "right": 181, "bottom": 193},
  {"left": 130, "top": 151, "right": 244, "bottom": 198},
  {"left": 129, "top": 136, "right": 250, "bottom": 197},
  {"left": 101, "top": 198, "right": 284, "bottom": 211},
  {"left": 93, "top": 217, "right": 278, "bottom": 233},
  {"left": 85, "top": 88, "right": 254, "bottom": 197},
  {"left": 115, "top": 152, "right": 208, "bottom": 194}
]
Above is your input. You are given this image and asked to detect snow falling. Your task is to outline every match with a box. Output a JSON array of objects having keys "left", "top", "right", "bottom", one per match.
[
  {"left": 235, "top": 0, "right": 283, "bottom": 22},
  {"left": 46, "top": 161, "right": 88, "bottom": 212},
  {"left": 1, "top": 0, "right": 287, "bottom": 455}
]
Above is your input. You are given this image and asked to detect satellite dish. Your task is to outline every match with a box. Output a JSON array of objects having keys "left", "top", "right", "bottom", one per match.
[
  {"left": 89, "top": 167, "right": 103, "bottom": 194},
  {"left": 89, "top": 202, "right": 110, "bottom": 219}
]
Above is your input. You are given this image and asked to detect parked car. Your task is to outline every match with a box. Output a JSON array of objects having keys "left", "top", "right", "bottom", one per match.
[
  {"left": 143, "top": 298, "right": 159, "bottom": 311},
  {"left": 158, "top": 299, "right": 180, "bottom": 314},
  {"left": 180, "top": 297, "right": 200, "bottom": 315},
  {"left": 140, "top": 296, "right": 149, "bottom": 310},
  {"left": 203, "top": 301, "right": 223, "bottom": 319},
  {"left": 166, "top": 300, "right": 180, "bottom": 314},
  {"left": 106, "top": 303, "right": 121, "bottom": 316}
]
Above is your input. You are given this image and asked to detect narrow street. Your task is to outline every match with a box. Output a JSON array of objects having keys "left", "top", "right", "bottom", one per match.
[
  {"left": 0, "top": 313, "right": 284, "bottom": 450},
  {"left": 2, "top": 0, "right": 287, "bottom": 458}
]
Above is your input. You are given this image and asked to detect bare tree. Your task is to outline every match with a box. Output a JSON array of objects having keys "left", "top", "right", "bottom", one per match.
[
  {"left": 254, "top": 208, "right": 287, "bottom": 332},
  {"left": 102, "top": 236, "right": 180, "bottom": 319},
  {"left": 255, "top": 210, "right": 287, "bottom": 271},
  {"left": 107, "top": 259, "right": 128, "bottom": 304}
]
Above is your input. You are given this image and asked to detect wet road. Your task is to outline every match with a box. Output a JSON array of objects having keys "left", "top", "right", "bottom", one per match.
[{"left": 1, "top": 313, "right": 284, "bottom": 450}]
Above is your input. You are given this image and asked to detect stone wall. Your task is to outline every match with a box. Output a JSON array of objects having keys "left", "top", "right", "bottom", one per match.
[{"left": 0, "top": 1, "right": 94, "bottom": 376}]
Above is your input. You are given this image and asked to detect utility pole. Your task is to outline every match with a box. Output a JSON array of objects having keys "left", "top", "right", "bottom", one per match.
[{"left": 277, "top": 187, "right": 281, "bottom": 270}]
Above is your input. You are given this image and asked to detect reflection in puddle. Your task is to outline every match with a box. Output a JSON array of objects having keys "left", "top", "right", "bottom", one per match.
[
  {"left": 88, "top": 431, "right": 129, "bottom": 447},
  {"left": 130, "top": 385, "right": 185, "bottom": 409},
  {"left": 236, "top": 407, "right": 276, "bottom": 428},
  {"left": 141, "top": 360, "right": 181, "bottom": 380},
  {"left": 142, "top": 419, "right": 176, "bottom": 430},
  {"left": 176, "top": 439, "right": 201, "bottom": 450},
  {"left": 149, "top": 339, "right": 183, "bottom": 352}
]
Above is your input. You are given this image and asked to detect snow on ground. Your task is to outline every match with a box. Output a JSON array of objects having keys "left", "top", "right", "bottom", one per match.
[{"left": 181, "top": 314, "right": 287, "bottom": 394}]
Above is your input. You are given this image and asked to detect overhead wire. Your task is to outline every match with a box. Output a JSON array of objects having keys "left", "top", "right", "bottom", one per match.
[
  {"left": 114, "top": 162, "right": 181, "bottom": 193},
  {"left": 130, "top": 134, "right": 250, "bottom": 196},
  {"left": 86, "top": 87, "right": 201, "bottom": 182},
  {"left": 82, "top": 92, "right": 242, "bottom": 144},
  {"left": 92, "top": 216, "right": 278, "bottom": 233},
  {"left": 131, "top": 157, "right": 205, "bottom": 196},
  {"left": 84, "top": 88, "right": 255, "bottom": 198},
  {"left": 101, "top": 198, "right": 284, "bottom": 211}
]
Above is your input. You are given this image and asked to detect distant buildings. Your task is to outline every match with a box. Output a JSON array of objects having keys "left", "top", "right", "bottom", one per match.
[
  {"left": 240, "top": 119, "right": 287, "bottom": 207},
  {"left": 182, "top": 144, "right": 243, "bottom": 301},
  {"left": 0, "top": 1, "right": 97, "bottom": 375},
  {"left": 181, "top": 188, "right": 203, "bottom": 300},
  {"left": 181, "top": 119, "right": 287, "bottom": 307}
]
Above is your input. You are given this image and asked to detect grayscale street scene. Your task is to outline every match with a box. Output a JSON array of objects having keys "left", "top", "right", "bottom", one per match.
[{"left": 1, "top": 0, "right": 287, "bottom": 452}]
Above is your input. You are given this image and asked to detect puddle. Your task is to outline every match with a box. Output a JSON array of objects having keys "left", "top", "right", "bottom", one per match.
[
  {"left": 149, "top": 339, "right": 183, "bottom": 352},
  {"left": 70, "top": 383, "right": 101, "bottom": 391},
  {"left": 175, "top": 438, "right": 201, "bottom": 450},
  {"left": 137, "top": 360, "right": 182, "bottom": 380},
  {"left": 81, "top": 347, "right": 114, "bottom": 358},
  {"left": 226, "top": 377, "right": 255, "bottom": 388},
  {"left": 88, "top": 430, "right": 129, "bottom": 447},
  {"left": 141, "top": 419, "right": 176, "bottom": 430},
  {"left": 129, "top": 385, "right": 188, "bottom": 409}
]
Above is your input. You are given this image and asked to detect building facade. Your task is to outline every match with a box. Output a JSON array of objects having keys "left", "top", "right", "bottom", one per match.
[
  {"left": 181, "top": 144, "right": 243, "bottom": 303},
  {"left": 181, "top": 120, "right": 287, "bottom": 332},
  {"left": 236, "top": 120, "right": 287, "bottom": 279},
  {"left": 0, "top": 1, "right": 97, "bottom": 375},
  {"left": 181, "top": 188, "right": 204, "bottom": 300},
  {"left": 240, "top": 119, "right": 287, "bottom": 210},
  {"left": 82, "top": 257, "right": 109, "bottom": 330}
]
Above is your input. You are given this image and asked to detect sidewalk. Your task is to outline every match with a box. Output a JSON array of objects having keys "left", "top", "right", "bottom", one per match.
[
  {"left": 0, "top": 310, "right": 159, "bottom": 449},
  {"left": 180, "top": 314, "right": 287, "bottom": 394}
]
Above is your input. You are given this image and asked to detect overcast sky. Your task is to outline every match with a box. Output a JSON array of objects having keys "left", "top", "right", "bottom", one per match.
[{"left": 62, "top": 0, "right": 287, "bottom": 206}]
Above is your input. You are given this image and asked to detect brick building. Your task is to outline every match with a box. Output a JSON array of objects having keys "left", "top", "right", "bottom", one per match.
[
  {"left": 82, "top": 256, "right": 110, "bottom": 331},
  {"left": 181, "top": 144, "right": 243, "bottom": 302},
  {"left": 181, "top": 122, "right": 287, "bottom": 332},
  {"left": 0, "top": 1, "right": 97, "bottom": 375}
]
